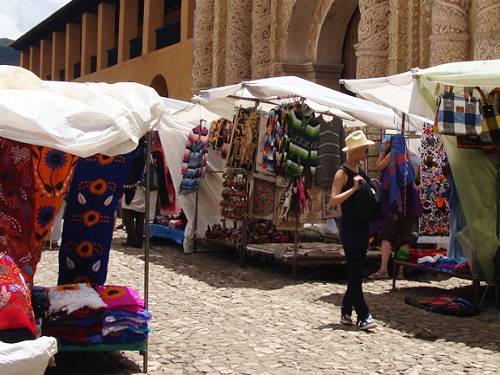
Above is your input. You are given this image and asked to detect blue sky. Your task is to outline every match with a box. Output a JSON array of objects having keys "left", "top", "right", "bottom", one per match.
[{"left": 0, "top": 0, "right": 71, "bottom": 40}]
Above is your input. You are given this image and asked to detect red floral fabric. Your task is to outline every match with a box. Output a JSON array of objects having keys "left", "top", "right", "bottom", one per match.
[{"left": 0, "top": 253, "right": 36, "bottom": 335}]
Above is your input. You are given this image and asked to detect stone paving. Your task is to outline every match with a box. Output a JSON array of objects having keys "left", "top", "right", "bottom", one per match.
[{"left": 39, "top": 231, "right": 500, "bottom": 374}]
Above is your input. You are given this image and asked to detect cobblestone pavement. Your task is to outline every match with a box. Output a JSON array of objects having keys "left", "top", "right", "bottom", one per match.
[{"left": 39, "top": 232, "right": 500, "bottom": 374}]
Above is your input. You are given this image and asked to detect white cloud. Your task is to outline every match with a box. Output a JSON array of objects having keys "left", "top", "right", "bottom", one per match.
[{"left": 0, "top": 0, "right": 72, "bottom": 40}]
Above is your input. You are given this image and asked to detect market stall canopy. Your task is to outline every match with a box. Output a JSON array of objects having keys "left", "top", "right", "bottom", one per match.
[
  {"left": 0, "top": 66, "right": 165, "bottom": 157},
  {"left": 341, "top": 71, "right": 432, "bottom": 131},
  {"left": 197, "top": 76, "right": 401, "bottom": 130}
]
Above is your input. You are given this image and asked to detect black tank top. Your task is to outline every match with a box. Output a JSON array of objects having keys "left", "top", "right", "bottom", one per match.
[
  {"left": 340, "top": 165, "right": 367, "bottom": 220},
  {"left": 339, "top": 164, "right": 371, "bottom": 249}
]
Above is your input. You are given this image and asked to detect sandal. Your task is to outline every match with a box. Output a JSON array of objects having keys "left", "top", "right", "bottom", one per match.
[{"left": 368, "top": 271, "right": 390, "bottom": 280}]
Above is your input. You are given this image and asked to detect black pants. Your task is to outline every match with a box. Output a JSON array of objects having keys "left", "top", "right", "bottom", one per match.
[
  {"left": 122, "top": 208, "right": 145, "bottom": 247},
  {"left": 341, "top": 246, "right": 369, "bottom": 320}
]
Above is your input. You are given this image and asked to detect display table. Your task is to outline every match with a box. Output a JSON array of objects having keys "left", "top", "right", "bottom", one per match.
[
  {"left": 246, "top": 242, "right": 381, "bottom": 275},
  {"left": 149, "top": 224, "right": 184, "bottom": 246},
  {"left": 58, "top": 341, "right": 147, "bottom": 352}
]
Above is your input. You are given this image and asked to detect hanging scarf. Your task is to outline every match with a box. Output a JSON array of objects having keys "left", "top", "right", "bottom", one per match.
[{"left": 380, "top": 134, "right": 416, "bottom": 212}]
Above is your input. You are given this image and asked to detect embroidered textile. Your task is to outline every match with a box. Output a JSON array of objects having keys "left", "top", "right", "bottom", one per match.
[
  {"left": 47, "top": 283, "right": 106, "bottom": 316},
  {"left": 251, "top": 176, "right": 276, "bottom": 220},
  {"left": 380, "top": 134, "right": 417, "bottom": 212},
  {"left": 96, "top": 285, "right": 144, "bottom": 312},
  {"left": 0, "top": 253, "right": 36, "bottom": 336},
  {"left": 227, "top": 108, "right": 260, "bottom": 170},
  {"left": 0, "top": 138, "right": 77, "bottom": 287},
  {"left": 58, "top": 153, "right": 132, "bottom": 285},
  {"left": 256, "top": 110, "right": 279, "bottom": 175},
  {"left": 316, "top": 116, "right": 345, "bottom": 186},
  {"left": 419, "top": 124, "right": 450, "bottom": 236}
]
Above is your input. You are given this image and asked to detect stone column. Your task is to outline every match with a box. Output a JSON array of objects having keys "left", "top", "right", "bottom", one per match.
[
  {"left": 251, "top": 0, "right": 272, "bottom": 79},
  {"left": 192, "top": 0, "right": 214, "bottom": 92},
  {"left": 429, "top": 0, "right": 470, "bottom": 66},
  {"left": 143, "top": 0, "right": 164, "bottom": 54},
  {"left": 388, "top": 0, "right": 408, "bottom": 75},
  {"left": 97, "top": 2, "right": 116, "bottom": 70},
  {"left": 65, "top": 22, "right": 81, "bottom": 81},
  {"left": 118, "top": 0, "right": 139, "bottom": 63},
  {"left": 356, "top": 0, "right": 390, "bottom": 78},
  {"left": 51, "top": 31, "right": 66, "bottom": 81},
  {"left": 419, "top": 0, "right": 433, "bottom": 68},
  {"left": 82, "top": 12, "right": 98, "bottom": 76},
  {"left": 474, "top": 0, "right": 500, "bottom": 60},
  {"left": 225, "top": 0, "right": 253, "bottom": 84},
  {"left": 29, "top": 45, "right": 41, "bottom": 77},
  {"left": 211, "top": 0, "right": 227, "bottom": 86},
  {"left": 40, "top": 38, "right": 52, "bottom": 80},
  {"left": 270, "top": 0, "right": 295, "bottom": 76}
]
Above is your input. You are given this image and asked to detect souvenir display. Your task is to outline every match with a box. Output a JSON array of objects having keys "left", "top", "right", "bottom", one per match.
[
  {"left": 256, "top": 109, "right": 281, "bottom": 175},
  {"left": 227, "top": 108, "right": 260, "bottom": 170},
  {"left": 220, "top": 168, "right": 249, "bottom": 221},
  {"left": 316, "top": 116, "right": 345, "bottom": 186},
  {"left": 179, "top": 122, "right": 209, "bottom": 195},
  {"left": 251, "top": 175, "right": 276, "bottom": 221},
  {"left": 208, "top": 118, "right": 233, "bottom": 156},
  {"left": 41, "top": 284, "right": 151, "bottom": 345},
  {"left": 420, "top": 123, "right": 450, "bottom": 236},
  {"left": 283, "top": 108, "right": 320, "bottom": 183},
  {"left": 435, "top": 87, "right": 482, "bottom": 136},
  {"left": 477, "top": 87, "right": 500, "bottom": 143}
]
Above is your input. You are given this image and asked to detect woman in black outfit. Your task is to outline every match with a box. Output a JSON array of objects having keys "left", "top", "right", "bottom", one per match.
[{"left": 331, "top": 130, "right": 377, "bottom": 330}]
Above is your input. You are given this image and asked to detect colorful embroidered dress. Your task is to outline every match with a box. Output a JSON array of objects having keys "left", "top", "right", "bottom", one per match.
[{"left": 58, "top": 154, "right": 132, "bottom": 285}]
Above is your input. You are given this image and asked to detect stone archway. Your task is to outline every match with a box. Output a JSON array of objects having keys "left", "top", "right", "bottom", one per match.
[
  {"left": 281, "top": 0, "right": 359, "bottom": 89},
  {"left": 150, "top": 74, "right": 169, "bottom": 97}
]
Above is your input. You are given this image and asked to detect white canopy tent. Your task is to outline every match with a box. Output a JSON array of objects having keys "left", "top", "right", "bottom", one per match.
[
  {"left": 0, "top": 66, "right": 165, "bottom": 157},
  {"left": 197, "top": 75, "right": 409, "bottom": 130}
]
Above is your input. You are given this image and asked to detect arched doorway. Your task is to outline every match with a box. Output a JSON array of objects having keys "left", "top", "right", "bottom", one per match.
[
  {"left": 282, "top": 0, "right": 359, "bottom": 89},
  {"left": 150, "top": 74, "right": 169, "bottom": 97}
]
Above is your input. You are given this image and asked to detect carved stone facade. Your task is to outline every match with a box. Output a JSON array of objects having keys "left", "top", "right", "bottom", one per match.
[
  {"left": 354, "top": 0, "right": 390, "bottom": 78},
  {"left": 251, "top": 0, "right": 272, "bottom": 79},
  {"left": 474, "top": 0, "right": 500, "bottom": 59},
  {"left": 212, "top": 0, "right": 227, "bottom": 86},
  {"left": 192, "top": 0, "right": 214, "bottom": 92},
  {"left": 225, "top": 0, "right": 253, "bottom": 84},
  {"left": 429, "top": 0, "right": 471, "bottom": 65},
  {"left": 191, "top": 0, "right": 500, "bottom": 93}
]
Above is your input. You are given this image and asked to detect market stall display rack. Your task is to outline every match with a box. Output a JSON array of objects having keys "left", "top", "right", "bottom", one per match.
[{"left": 56, "top": 132, "right": 154, "bottom": 373}]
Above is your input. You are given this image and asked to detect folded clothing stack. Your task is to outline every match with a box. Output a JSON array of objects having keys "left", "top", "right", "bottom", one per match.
[
  {"left": 416, "top": 255, "right": 471, "bottom": 275},
  {"left": 96, "top": 285, "right": 151, "bottom": 344},
  {"left": 43, "top": 283, "right": 107, "bottom": 344}
]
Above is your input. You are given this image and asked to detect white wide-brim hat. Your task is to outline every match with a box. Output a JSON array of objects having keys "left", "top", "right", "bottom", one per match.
[{"left": 342, "top": 130, "right": 375, "bottom": 152}]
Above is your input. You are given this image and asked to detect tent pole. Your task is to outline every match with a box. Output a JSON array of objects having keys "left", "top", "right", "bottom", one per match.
[{"left": 143, "top": 131, "right": 152, "bottom": 373}]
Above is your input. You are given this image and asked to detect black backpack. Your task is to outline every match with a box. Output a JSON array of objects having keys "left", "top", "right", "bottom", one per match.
[{"left": 358, "top": 169, "right": 382, "bottom": 221}]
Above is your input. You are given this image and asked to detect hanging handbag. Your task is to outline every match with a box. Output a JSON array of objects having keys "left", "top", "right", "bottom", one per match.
[
  {"left": 477, "top": 87, "right": 500, "bottom": 143},
  {"left": 435, "top": 87, "right": 482, "bottom": 136}
]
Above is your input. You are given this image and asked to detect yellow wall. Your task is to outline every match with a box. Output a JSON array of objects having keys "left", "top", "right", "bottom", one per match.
[{"left": 77, "top": 39, "right": 193, "bottom": 100}]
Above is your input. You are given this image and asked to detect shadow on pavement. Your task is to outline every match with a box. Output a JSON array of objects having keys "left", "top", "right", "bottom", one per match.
[
  {"left": 317, "top": 284, "right": 500, "bottom": 352},
  {"left": 45, "top": 351, "right": 142, "bottom": 375},
  {"left": 112, "top": 237, "right": 305, "bottom": 291}
]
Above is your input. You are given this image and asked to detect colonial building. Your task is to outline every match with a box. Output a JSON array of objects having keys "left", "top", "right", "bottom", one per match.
[
  {"left": 192, "top": 0, "right": 500, "bottom": 92},
  {"left": 11, "top": 0, "right": 195, "bottom": 100}
]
